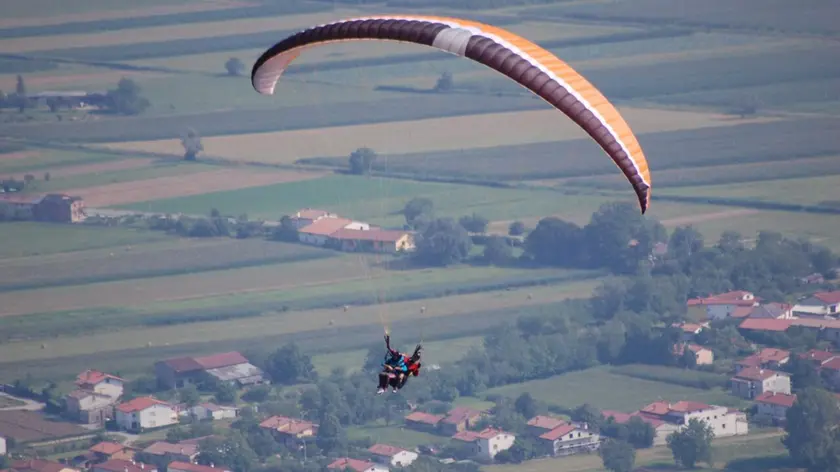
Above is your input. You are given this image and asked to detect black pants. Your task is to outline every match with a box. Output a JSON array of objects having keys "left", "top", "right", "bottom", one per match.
[{"left": 378, "top": 371, "right": 405, "bottom": 389}]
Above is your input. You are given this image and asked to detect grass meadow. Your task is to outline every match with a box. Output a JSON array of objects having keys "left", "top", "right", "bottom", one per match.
[
  {"left": 0, "top": 222, "right": 170, "bottom": 258},
  {"left": 484, "top": 366, "right": 748, "bottom": 412}
]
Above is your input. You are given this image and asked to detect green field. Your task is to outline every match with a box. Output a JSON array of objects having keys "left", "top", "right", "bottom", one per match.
[
  {"left": 349, "top": 423, "right": 443, "bottom": 450},
  {"left": 0, "top": 148, "right": 117, "bottom": 174},
  {"left": 659, "top": 175, "right": 840, "bottom": 207},
  {"left": 17, "top": 160, "right": 214, "bottom": 193},
  {"left": 0, "top": 222, "right": 170, "bottom": 258},
  {"left": 485, "top": 366, "right": 747, "bottom": 412},
  {"left": 4, "top": 0, "right": 197, "bottom": 19}
]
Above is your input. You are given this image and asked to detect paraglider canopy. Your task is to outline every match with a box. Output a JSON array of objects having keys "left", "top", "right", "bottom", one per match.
[{"left": 251, "top": 15, "right": 652, "bottom": 213}]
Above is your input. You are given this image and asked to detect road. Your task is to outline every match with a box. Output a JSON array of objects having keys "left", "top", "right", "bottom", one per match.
[{"left": 0, "top": 392, "right": 45, "bottom": 411}]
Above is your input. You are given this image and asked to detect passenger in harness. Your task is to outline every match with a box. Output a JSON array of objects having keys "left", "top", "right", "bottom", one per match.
[{"left": 377, "top": 335, "right": 418, "bottom": 394}]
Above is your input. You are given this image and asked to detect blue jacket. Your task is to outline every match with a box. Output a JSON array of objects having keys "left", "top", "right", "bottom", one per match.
[{"left": 383, "top": 352, "right": 407, "bottom": 372}]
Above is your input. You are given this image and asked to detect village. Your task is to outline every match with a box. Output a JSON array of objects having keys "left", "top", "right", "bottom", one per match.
[{"left": 1, "top": 287, "right": 840, "bottom": 472}]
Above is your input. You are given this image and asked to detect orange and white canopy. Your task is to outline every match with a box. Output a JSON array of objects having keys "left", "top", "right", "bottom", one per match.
[{"left": 251, "top": 15, "right": 652, "bottom": 213}]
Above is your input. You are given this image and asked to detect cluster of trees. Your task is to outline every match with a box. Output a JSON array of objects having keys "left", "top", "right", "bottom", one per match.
[
  {"left": 0, "top": 76, "right": 151, "bottom": 116},
  {"left": 0, "top": 75, "right": 29, "bottom": 112}
]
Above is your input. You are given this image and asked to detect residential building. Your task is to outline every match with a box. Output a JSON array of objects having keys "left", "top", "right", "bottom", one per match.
[
  {"left": 738, "top": 318, "right": 794, "bottom": 334},
  {"left": 88, "top": 442, "right": 135, "bottom": 462},
  {"left": 63, "top": 390, "right": 117, "bottom": 426},
  {"left": 114, "top": 397, "right": 178, "bottom": 432},
  {"left": 0, "top": 194, "right": 40, "bottom": 220},
  {"left": 7, "top": 460, "right": 78, "bottom": 472},
  {"left": 331, "top": 228, "right": 416, "bottom": 254},
  {"left": 368, "top": 444, "right": 418, "bottom": 467},
  {"left": 167, "top": 461, "right": 231, "bottom": 472},
  {"left": 672, "top": 322, "right": 708, "bottom": 342},
  {"left": 794, "top": 291, "right": 840, "bottom": 317},
  {"left": 819, "top": 358, "right": 840, "bottom": 390},
  {"left": 75, "top": 370, "right": 124, "bottom": 398},
  {"left": 141, "top": 441, "right": 199, "bottom": 463},
  {"left": 34, "top": 194, "right": 85, "bottom": 223},
  {"left": 687, "top": 291, "right": 759, "bottom": 321},
  {"left": 601, "top": 410, "right": 679, "bottom": 446},
  {"left": 525, "top": 415, "right": 567, "bottom": 437},
  {"left": 747, "top": 303, "right": 794, "bottom": 320},
  {"left": 637, "top": 401, "right": 749, "bottom": 438},
  {"left": 183, "top": 403, "right": 238, "bottom": 421},
  {"left": 0, "top": 435, "right": 5, "bottom": 456},
  {"left": 291, "top": 209, "right": 338, "bottom": 229},
  {"left": 799, "top": 349, "right": 838, "bottom": 368},
  {"left": 673, "top": 343, "right": 714, "bottom": 365},
  {"left": 298, "top": 217, "right": 352, "bottom": 246},
  {"left": 801, "top": 273, "right": 825, "bottom": 285},
  {"left": 754, "top": 392, "right": 797, "bottom": 425},
  {"left": 452, "top": 428, "right": 515, "bottom": 461},
  {"left": 538, "top": 424, "right": 600, "bottom": 457},
  {"left": 327, "top": 458, "right": 388, "bottom": 472},
  {"left": 258, "top": 416, "right": 317, "bottom": 446},
  {"left": 786, "top": 318, "right": 840, "bottom": 344},
  {"left": 91, "top": 459, "right": 156, "bottom": 472},
  {"left": 730, "top": 367, "right": 791, "bottom": 399},
  {"left": 155, "top": 351, "right": 262, "bottom": 389},
  {"left": 403, "top": 412, "right": 444, "bottom": 433},
  {"left": 735, "top": 348, "right": 790, "bottom": 372},
  {"left": 439, "top": 407, "right": 486, "bottom": 435}
]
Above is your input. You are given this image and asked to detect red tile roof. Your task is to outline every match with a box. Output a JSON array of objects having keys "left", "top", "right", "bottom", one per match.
[
  {"left": 688, "top": 291, "right": 759, "bottom": 307},
  {"left": 731, "top": 306, "right": 755, "bottom": 318},
  {"left": 673, "top": 322, "right": 705, "bottom": 333},
  {"left": 331, "top": 228, "right": 410, "bottom": 243},
  {"left": 732, "top": 366, "right": 784, "bottom": 382},
  {"left": 526, "top": 415, "right": 567, "bottom": 430},
  {"left": 669, "top": 401, "right": 712, "bottom": 413},
  {"left": 327, "top": 458, "right": 376, "bottom": 472},
  {"left": 640, "top": 401, "right": 671, "bottom": 416},
  {"left": 10, "top": 460, "right": 72, "bottom": 472},
  {"left": 632, "top": 412, "right": 666, "bottom": 427},
  {"left": 800, "top": 349, "right": 837, "bottom": 364},
  {"left": 813, "top": 292, "right": 840, "bottom": 305},
  {"left": 92, "top": 459, "right": 154, "bottom": 472},
  {"left": 476, "top": 427, "right": 508, "bottom": 440},
  {"left": 258, "top": 415, "right": 316, "bottom": 434},
  {"left": 76, "top": 370, "right": 123, "bottom": 387},
  {"left": 296, "top": 209, "right": 331, "bottom": 220},
  {"left": 117, "top": 397, "right": 169, "bottom": 413},
  {"left": 299, "top": 217, "right": 352, "bottom": 236},
  {"left": 737, "top": 348, "right": 790, "bottom": 367},
  {"left": 160, "top": 357, "right": 204, "bottom": 373},
  {"left": 602, "top": 410, "right": 633, "bottom": 424},
  {"left": 194, "top": 351, "right": 248, "bottom": 369},
  {"left": 89, "top": 442, "right": 127, "bottom": 455},
  {"left": 822, "top": 357, "right": 840, "bottom": 371},
  {"left": 368, "top": 444, "right": 406, "bottom": 457},
  {"left": 443, "top": 406, "right": 483, "bottom": 425},
  {"left": 755, "top": 392, "right": 797, "bottom": 408},
  {"left": 790, "top": 318, "right": 840, "bottom": 330},
  {"left": 539, "top": 424, "right": 576, "bottom": 441},
  {"left": 142, "top": 441, "right": 199, "bottom": 457},
  {"left": 739, "top": 318, "right": 793, "bottom": 332},
  {"left": 167, "top": 462, "right": 229, "bottom": 472},
  {"left": 452, "top": 430, "right": 481, "bottom": 442},
  {"left": 404, "top": 411, "right": 444, "bottom": 425}
]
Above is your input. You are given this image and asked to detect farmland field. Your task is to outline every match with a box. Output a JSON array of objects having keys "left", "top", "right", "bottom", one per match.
[
  {"left": 0, "top": 148, "right": 121, "bottom": 174},
  {"left": 103, "top": 107, "right": 776, "bottom": 163},
  {"left": 1, "top": 0, "right": 214, "bottom": 23},
  {"left": 0, "top": 222, "right": 169, "bottom": 258},
  {"left": 658, "top": 175, "right": 840, "bottom": 207},
  {"left": 485, "top": 366, "right": 748, "bottom": 412}
]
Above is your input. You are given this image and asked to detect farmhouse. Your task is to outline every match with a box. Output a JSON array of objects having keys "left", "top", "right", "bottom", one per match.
[
  {"left": 34, "top": 194, "right": 85, "bottom": 223},
  {"left": 754, "top": 392, "right": 797, "bottom": 425},
  {"left": 115, "top": 397, "right": 178, "bottom": 432},
  {"left": 367, "top": 444, "right": 418, "bottom": 467},
  {"left": 327, "top": 458, "right": 388, "bottom": 472},
  {"left": 687, "top": 291, "right": 759, "bottom": 321},
  {"left": 637, "top": 401, "right": 748, "bottom": 438},
  {"left": 0, "top": 410, "right": 93, "bottom": 447},
  {"left": 439, "top": 407, "right": 487, "bottom": 435},
  {"left": 167, "top": 461, "right": 231, "bottom": 472},
  {"left": 601, "top": 410, "right": 679, "bottom": 446},
  {"left": 7, "top": 459, "right": 79, "bottom": 472},
  {"left": 452, "top": 428, "right": 515, "bottom": 461},
  {"left": 141, "top": 441, "right": 199, "bottom": 463},
  {"left": 672, "top": 322, "right": 708, "bottom": 341},
  {"left": 673, "top": 343, "right": 714, "bottom": 365},
  {"left": 735, "top": 348, "right": 790, "bottom": 372},
  {"left": 538, "top": 423, "right": 600, "bottom": 457},
  {"left": 182, "top": 403, "right": 238, "bottom": 421},
  {"left": 730, "top": 367, "right": 791, "bottom": 399},
  {"left": 290, "top": 208, "right": 339, "bottom": 229},
  {"left": 155, "top": 351, "right": 264, "bottom": 389},
  {"left": 88, "top": 442, "right": 136, "bottom": 462},
  {"left": 794, "top": 291, "right": 840, "bottom": 317},
  {"left": 404, "top": 412, "right": 444, "bottom": 433},
  {"left": 798, "top": 349, "right": 837, "bottom": 367},
  {"left": 298, "top": 217, "right": 353, "bottom": 246},
  {"left": 258, "top": 415, "right": 317, "bottom": 446},
  {"left": 64, "top": 370, "right": 124, "bottom": 426},
  {"left": 330, "top": 228, "right": 415, "bottom": 254},
  {"left": 526, "top": 415, "right": 567, "bottom": 437}
]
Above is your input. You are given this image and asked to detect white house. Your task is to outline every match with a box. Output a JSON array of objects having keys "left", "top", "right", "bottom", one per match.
[
  {"left": 687, "top": 291, "right": 759, "bottom": 320},
  {"left": 327, "top": 458, "right": 388, "bottom": 472},
  {"left": 368, "top": 444, "right": 418, "bottom": 467},
  {"left": 0, "top": 435, "right": 6, "bottom": 456},
  {"left": 538, "top": 424, "right": 600, "bottom": 457},
  {"left": 298, "top": 217, "right": 352, "bottom": 246},
  {"left": 291, "top": 208, "right": 339, "bottom": 229},
  {"left": 453, "top": 428, "right": 515, "bottom": 461},
  {"left": 730, "top": 367, "right": 792, "bottom": 400},
  {"left": 75, "top": 370, "right": 124, "bottom": 398},
  {"left": 343, "top": 221, "right": 371, "bottom": 231},
  {"left": 601, "top": 411, "right": 680, "bottom": 446},
  {"left": 755, "top": 392, "right": 797, "bottom": 425},
  {"left": 167, "top": 461, "right": 231, "bottom": 472},
  {"left": 794, "top": 291, "right": 840, "bottom": 317},
  {"left": 115, "top": 397, "right": 178, "bottom": 432},
  {"left": 637, "top": 401, "right": 749, "bottom": 438},
  {"left": 184, "top": 403, "right": 238, "bottom": 421}
]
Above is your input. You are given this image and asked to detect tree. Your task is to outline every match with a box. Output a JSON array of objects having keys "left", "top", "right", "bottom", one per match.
[
  {"left": 483, "top": 236, "right": 513, "bottom": 265},
  {"left": 434, "top": 71, "right": 454, "bottom": 92},
  {"left": 271, "top": 215, "right": 299, "bottom": 242},
  {"left": 667, "top": 418, "right": 714, "bottom": 469},
  {"left": 668, "top": 225, "right": 704, "bottom": 262},
  {"left": 784, "top": 354, "right": 824, "bottom": 391},
  {"left": 508, "top": 220, "right": 526, "bottom": 236},
  {"left": 413, "top": 217, "right": 472, "bottom": 266},
  {"left": 179, "top": 384, "right": 201, "bottom": 407},
  {"left": 15, "top": 75, "right": 26, "bottom": 112},
  {"left": 105, "top": 78, "right": 150, "bottom": 115},
  {"left": 264, "top": 343, "right": 317, "bottom": 385},
  {"left": 23, "top": 174, "right": 34, "bottom": 186},
  {"left": 625, "top": 416, "right": 655, "bottom": 448},
  {"left": 214, "top": 381, "right": 237, "bottom": 404},
  {"left": 403, "top": 197, "right": 433, "bottom": 227},
  {"left": 315, "top": 412, "right": 346, "bottom": 454},
  {"left": 525, "top": 217, "right": 585, "bottom": 267},
  {"left": 43, "top": 172, "right": 50, "bottom": 182},
  {"left": 783, "top": 387, "right": 840, "bottom": 472},
  {"left": 458, "top": 213, "right": 489, "bottom": 233},
  {"left": 197, "top": 432, "right": 258, "bottom": 472},
  {"left": 224, "top": 57, "right": 245, "bottom": 76},
  {"left": 181, "top": 128, "right": 204, "bottom": 161},
  {"left": 600, "top": 439, "right": 635, "bottom": 472},
  {"left": 348, "top": 147, "right": 377, "bottom": 175},
  {"left": 513, "top": 392, "right": 541, "bottom": 419}
]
